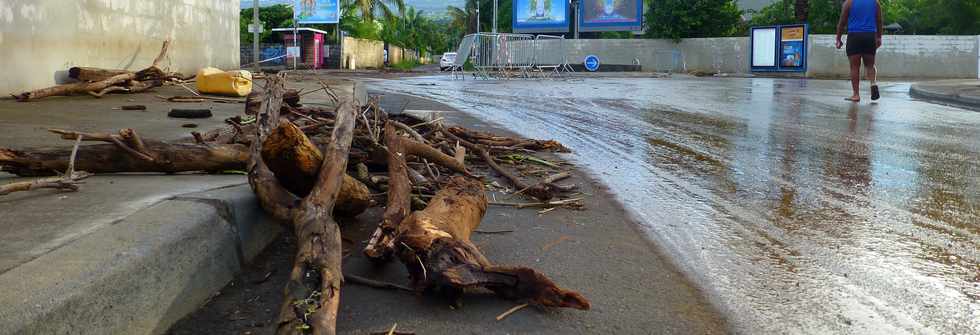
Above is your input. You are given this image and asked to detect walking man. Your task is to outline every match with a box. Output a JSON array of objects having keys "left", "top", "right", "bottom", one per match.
[{"left": 836, "top": 0, "right": 883, "bottom": 102}]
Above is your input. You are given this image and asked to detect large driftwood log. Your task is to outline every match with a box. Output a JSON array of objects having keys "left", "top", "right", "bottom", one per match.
[
  {"left": 393, "top": 175, "right": 590, "bottom": 310},
  {"left": 363, "top": 123, "right": 414, "bottom": 261},
  {"left": 13, "top": 41, "right": 172, "bottom": 101},
  {"left": 0, "top": 142, "right": 248, "bottom": 177},
  {"left": 247, "top": 74, "right": 355, "bottom": 335},
  {"left": 69, "top": 67, "right": 131, "bottom": 82},
  {"left": 362, "top": 122, "right": 474, "bottom": 260},
  {"left": 276, "top": 101, "right": 354, "bottom": 335},
  {"left": 261, "top": 119, "right": 371, "bottom": 216}
]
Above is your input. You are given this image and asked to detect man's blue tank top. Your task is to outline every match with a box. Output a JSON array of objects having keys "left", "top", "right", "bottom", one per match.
[{"left": 848, "top": 0, "right": 878, "bottom": 33}]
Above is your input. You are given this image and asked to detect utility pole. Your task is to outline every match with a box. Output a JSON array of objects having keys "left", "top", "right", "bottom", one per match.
[
  {"left": 252, "top": 0, "right": 261, "bottom": 71},
  {"left": 492, "top": 0, "right": 498, "bottom": 33},
  {"left": 476, "top": 0, "right": 481, "bottom": 33}
]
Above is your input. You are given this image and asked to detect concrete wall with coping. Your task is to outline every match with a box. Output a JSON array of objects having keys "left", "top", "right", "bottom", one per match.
[
  {"left": 808, "top": 35, "right": 979, "bottom": 79},
  {"left": 342, "top": 37, "right": 384, "bottom": 69},
  {"left": 542, "top": 35, "right": 979, "bottom": 78},
  {"left": 0, "top": 0, "right": 240, "bottom": 95}
]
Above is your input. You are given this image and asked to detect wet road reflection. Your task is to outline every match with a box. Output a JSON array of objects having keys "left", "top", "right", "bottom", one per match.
[{"left": 370, "top": 76, "right": 979, "bottom": 334}]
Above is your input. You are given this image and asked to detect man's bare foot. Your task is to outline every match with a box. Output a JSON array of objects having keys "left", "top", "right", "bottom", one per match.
[{"left": 845, "top": 96, "right": 860, "bottom": 102}]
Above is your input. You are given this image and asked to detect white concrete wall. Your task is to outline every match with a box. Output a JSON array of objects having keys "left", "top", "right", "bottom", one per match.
[
  {"left": 342, "top": 37, "right": 384, "bottom": 69},
  {"left": 808, "top": 35, "right": 979, "bottom": 79},
  {"left": 0, "top": 0, "right": 240, "bottom": 95},
  {"left": 542, "top": 35, "right": 980, "bottom": 78}
]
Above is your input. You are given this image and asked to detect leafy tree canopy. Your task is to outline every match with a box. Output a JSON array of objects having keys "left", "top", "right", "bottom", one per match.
[{"left": 645, "top": 0, "right": 743, "bottom": 40}]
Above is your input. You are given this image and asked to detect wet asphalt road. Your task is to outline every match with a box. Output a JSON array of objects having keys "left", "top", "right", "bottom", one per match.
[{"left": 369, "top": 75, "right": 979, "bottom": 334}]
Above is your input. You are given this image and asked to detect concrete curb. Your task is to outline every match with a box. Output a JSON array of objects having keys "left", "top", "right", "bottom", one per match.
[
  {"left": 0, "top": 184, "right": 282, "bottom": 335},
  {"left": 0, "top": 80, "right": 367, "bottom": 335},
  {"left": 910, "top": 83, "right": 980, "bottom": 110}
]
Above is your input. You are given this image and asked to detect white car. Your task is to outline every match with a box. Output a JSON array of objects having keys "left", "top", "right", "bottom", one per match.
[{"left": 440, "top": 52, "right": 457, "bottom": 71}]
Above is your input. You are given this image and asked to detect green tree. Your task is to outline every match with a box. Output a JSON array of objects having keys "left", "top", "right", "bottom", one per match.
[
  {"left": 644, "top": 0, "right": 743, "bottom": 40},
  {"left": 240, "top": 4, "right": 295, "bottom": 44},
  {"left": 749, "top": 0, "right": 979, "bottom": 35},
  {"left": 343, "top": 0, "right": 407, "bottom": 22},
  {"left": 447, "top": 0, "right": 480, "bottom": 35}
]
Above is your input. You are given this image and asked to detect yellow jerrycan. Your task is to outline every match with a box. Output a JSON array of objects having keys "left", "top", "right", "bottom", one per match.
[{"left": 196, "top": 67, "right": 253, "bottom": 97}]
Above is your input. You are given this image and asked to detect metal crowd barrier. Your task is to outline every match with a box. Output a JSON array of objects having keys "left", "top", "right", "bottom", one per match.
[{"left": 451, "top": 33, "right": 573, "bottom": 80}]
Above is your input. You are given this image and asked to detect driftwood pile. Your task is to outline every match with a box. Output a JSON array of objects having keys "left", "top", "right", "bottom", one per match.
[
  {"left": 0, "top": 73, "right": 588, "bottom": 334},
  {"left": 11, "top": 40, "right": 190, "bottom": 101}
]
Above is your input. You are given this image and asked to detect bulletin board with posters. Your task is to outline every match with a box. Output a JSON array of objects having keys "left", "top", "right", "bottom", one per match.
[{"left": 751, "top": 24, "right": 808, "bottom": 72}]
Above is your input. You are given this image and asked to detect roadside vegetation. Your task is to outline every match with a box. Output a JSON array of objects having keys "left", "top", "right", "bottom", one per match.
[{"left": 241, "top": 0, "right": 979, "bottom": 64}]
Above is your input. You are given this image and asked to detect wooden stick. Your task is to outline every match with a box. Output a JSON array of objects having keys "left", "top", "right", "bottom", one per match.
[
  {"left": 390, "top": 120, "right": 428, "bottom": 144},
  {"left": 495, "top": 303, "right": 529, "bottom": 321}
]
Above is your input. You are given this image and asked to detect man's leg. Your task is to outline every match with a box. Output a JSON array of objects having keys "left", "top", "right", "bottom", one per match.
[
  {"left": 847, "top": 55, "right": 862, "bottom": 101},
  {"left": 863, "top": 54, "right": 880, "bottom": 100}
]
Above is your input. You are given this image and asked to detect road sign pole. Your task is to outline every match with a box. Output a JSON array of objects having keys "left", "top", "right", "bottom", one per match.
[{"left": 252, "top": 0, "right": 260, "bottom": 71}]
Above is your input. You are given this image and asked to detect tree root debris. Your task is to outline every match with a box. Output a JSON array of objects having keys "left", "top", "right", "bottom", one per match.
[{"left": 1, "top": 72, "right": 592, "bottom": 332}]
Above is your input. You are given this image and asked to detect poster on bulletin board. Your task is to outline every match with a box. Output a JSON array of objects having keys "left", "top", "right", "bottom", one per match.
[
  {"left": 780, "top": 26, "right": 805, "bottom": 68},
  {"left": 751, "top": 24, "right": 808, "bottom": 73}
]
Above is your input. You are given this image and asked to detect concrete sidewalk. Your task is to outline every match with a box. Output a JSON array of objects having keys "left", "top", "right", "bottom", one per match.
[
  {"left": 0, "top": 79, "right": 357, "bottom": 334},
  {"left": 910, "top": 79, "right": 980, "bottom": 110}
]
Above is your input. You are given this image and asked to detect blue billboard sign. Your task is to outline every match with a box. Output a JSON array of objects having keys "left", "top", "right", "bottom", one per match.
[
  {"left": 579, "top": 0, "right": 643, "bottom": 32},
  {"left": 513, "top": 0, "right": 570, "bottom": 33},
  {"left": 295, "top": 0, "right": 340, "bottom": 24}
]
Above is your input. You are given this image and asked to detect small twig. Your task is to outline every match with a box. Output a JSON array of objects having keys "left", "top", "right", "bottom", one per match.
[
  {"left": 65, "top": 135, "right": 83, "bottom": 179},
  {"left": 410, "top": 117, "right": 445, "bottom": 129},
  {"left": 176, "top": 81, "right": 201, "bottom": 97},
  {"left": 390, "top": 120, "right": 428, "bottom": 144},
  {"left": 542, "top": 236, "right": 574, "bottom": 252},
  {"left": 317, "top": 80, "right": 340, "bottom": 104},
  {"left": 109, "top": 135, "right": 155, "bottom": 162},
  {"left": 538, "top": 207, "right": 557, "bottom": 216},
  {"left": 387, "top": 323, "right": 398, "bottom": 335},
  {"left": 360, "top": 108, "right": 378, "bottom": 144},
  {"left": 475, "top": 229, "right": 515, "bottom": 234},
  {"left": 489, "top": 197, "right": 584, "bottom": 209},
  {"left": 496, "top": 303, "right": 529, "bottom": 321}
]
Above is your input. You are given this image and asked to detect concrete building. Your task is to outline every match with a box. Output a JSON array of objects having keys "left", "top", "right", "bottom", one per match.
[{"left": 0, "top": 0, "right": 240, "bottom": 95}]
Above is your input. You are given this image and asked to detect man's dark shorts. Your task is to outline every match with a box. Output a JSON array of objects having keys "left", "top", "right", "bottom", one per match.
[{"left": 847, "top": 32, "right": 878, "bottom": 56}]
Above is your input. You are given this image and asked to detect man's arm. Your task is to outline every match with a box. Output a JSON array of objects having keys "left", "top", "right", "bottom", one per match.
[
  {"left": 836, "top": 0, "right": 852, "bottom": 49},
  {"left": 876, "top": 0, "right": 884, "bottom": 47}
]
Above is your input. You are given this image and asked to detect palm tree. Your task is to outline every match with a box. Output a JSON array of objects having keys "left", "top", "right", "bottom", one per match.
[
  {"left": 341, "top": 0, "right": 406, "bottom": 22},
  {"left": 447, "top": 0, "right": 479, "bottom": 35}
]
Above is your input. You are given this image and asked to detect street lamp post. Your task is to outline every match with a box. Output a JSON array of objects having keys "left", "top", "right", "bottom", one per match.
[
  {"left": 492, "top": 0, "right": 498, "bottom": 33},
  {"left": 476, "top": 0, "right": 481, "bottom": 33}
]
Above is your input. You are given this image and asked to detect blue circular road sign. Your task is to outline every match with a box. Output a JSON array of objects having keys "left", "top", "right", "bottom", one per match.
[{"left": 584, "top": 55, "right": 600, "bottom": 72}]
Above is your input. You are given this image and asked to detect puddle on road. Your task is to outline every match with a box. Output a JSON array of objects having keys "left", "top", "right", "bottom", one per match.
[{"left": 371, "top": 76, "right": 980, "bottom": 334}]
